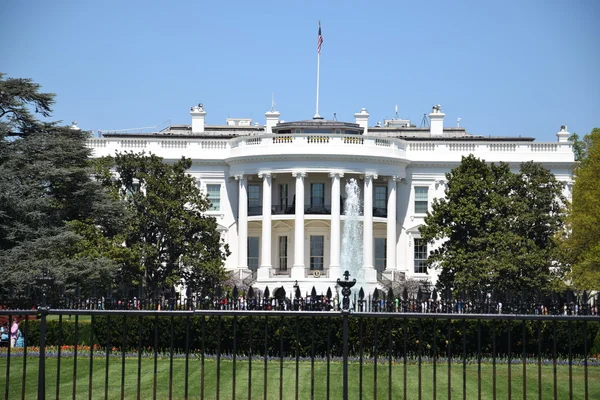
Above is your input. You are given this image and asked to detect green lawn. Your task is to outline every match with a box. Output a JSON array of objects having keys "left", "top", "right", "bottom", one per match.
[{"left": 1, "top": 356, "right": 599, "bottom": 399}]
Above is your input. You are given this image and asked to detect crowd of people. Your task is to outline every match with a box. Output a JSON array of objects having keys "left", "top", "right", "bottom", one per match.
[{"left": 0, "top": 317, "right": 23, "bottom": 348}]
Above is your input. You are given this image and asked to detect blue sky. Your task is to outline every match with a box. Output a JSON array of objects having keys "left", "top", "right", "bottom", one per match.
[{"left": 2, "top": 0, "right": 598, "bottom": 141}]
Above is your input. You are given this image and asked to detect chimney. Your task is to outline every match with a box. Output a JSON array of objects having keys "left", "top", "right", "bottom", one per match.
[
  {"left": 354, "top": 108, "right": 369, "bottom": 134},
  {"left": 265, "top": 109, "right": 280, "bottom": 133},
  {"left": 556, "top": 125, "right": 570, "bottom": 143},
  {"left": 429, "top": 104, "right": 444, "bottom": 136},
  {"left": 190, "top": 103, "right": 207, "bottom": 133}
]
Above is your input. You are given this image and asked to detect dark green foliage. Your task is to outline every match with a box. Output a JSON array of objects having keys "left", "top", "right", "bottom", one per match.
[
  {"left": 0, "top": 74, "right": 128, "bottom": 300},
  {"left": 21, "top": 316, "right": 599, "bottom": 359},
  {"left": 420, "top": 155, "right": 566, "bottom": 295},
  {"left": 94, "top": 152, "right": 230, "bottom": 291}
]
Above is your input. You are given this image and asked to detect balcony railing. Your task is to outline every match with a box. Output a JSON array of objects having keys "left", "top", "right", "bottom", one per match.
[
  {"left": 248, "top": 204, "right": 391, "bottom": 217},
  {"left": 272, "top": 204, "right": 294, "bottom": 215},
  {"left": 248, "top": 205, "right": 262, "bottom": 216},
  {"left": 373, "top": 207, "right": 388, "bottom": 218},
  {"left": 305, "top": 203, "right": 331, "bottom": 214}
]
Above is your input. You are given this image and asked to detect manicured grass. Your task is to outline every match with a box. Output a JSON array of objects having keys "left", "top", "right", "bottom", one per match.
[{"left": 1, "top": 355, "right": 599, "bottom": 399}]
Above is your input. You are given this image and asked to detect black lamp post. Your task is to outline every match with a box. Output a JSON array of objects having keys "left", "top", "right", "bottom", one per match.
[{"left": 336, "top": 270, "right": 356, "bottom": 400}]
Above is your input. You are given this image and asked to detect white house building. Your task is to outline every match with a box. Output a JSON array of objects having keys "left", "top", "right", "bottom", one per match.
[{"left": 86, "top": 104, "right": 574, "bottom": 296}]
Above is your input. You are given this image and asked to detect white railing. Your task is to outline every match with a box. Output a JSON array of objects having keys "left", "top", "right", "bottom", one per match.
[
  {"left": 87, "top": 134, "right": 571, "bottom": 164},
  {"left": 160, "top": 140, "right": 188, "bottom": 149},
  {"left": 448, "top": 143, "right": 476, "bottom": 152}
]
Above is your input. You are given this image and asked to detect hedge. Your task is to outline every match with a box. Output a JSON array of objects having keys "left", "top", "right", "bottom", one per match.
[{"left": 19, "top": 315, "right": 600, "bottom": 359}]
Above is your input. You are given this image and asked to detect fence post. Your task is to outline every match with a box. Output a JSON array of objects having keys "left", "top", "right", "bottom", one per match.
[
  {"left": 36, "top": 268, "right": 54, "bottom": 400},
  {"left": 337, "top": 270, "right": 356, "bottom": 400}
]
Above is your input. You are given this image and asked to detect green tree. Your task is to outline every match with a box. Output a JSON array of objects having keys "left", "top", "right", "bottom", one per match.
[
  {"left": 564, "top": 128, "right": 600, "bottom": 289},
  {"left": 95, "top": 152, "right": 230, "bottom": 292},
  {"left": 420, "top": 155, "right": 566, "bottom": 296},
  {"left": 568, "top": 132, "right": 589, "bottom": 162},
  {"left": 0, "top": 74, "right": 128, "bottom": 301}
]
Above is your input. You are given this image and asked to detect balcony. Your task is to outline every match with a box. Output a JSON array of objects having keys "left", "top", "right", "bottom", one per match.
[
  {"left": 305, "top": 204, "right": 331, "bottom": 215},
  {"left": 248, "top": 204, "right": 389, "bottom": 217},
  {"left": 373, "top": 207, "right": 388, "bottom": 218},
  {"left": 248, "top": 205, "right": 262, "bottom": 216}
]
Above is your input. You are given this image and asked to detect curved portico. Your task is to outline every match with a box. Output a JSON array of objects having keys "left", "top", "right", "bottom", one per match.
[{"left": 228, "top": 119, "right": 408, "bottom": 293}]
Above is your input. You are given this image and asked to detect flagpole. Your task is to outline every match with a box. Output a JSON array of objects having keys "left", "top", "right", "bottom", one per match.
[
  {"left": 314, "top": 21, "right": 323, "bottom": 119},
  {"left": 314, "top": 51, "right": 321, "bottom": 119}
]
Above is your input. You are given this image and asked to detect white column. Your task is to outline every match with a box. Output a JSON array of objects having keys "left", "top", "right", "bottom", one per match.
[
  {"left": 329, "top": 172, "right": 343, "bottom": 280},
  {"left": 236, "top": 174, "right": 248, "bottom": 270},
  {"left": 258, "top": 173, "right": 272, "bottom": 279},
  {"left": 386, "top": 176, "right": 398, "bottom": 272},
  {"left": 291, "top": 172, "right": 306, "bottom": 279},
  {"left": 363, "top": 174, "right": 377, "bottom": 281}
]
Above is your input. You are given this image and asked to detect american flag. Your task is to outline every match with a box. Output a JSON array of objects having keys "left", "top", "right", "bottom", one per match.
[{"left": 317, "top": 22, "right": 323, "bottom": 54}]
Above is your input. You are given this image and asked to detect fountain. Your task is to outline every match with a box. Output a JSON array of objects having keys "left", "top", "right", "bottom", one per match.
[{"left": 340, "top": 178, "right": 364, "bottom": 293}]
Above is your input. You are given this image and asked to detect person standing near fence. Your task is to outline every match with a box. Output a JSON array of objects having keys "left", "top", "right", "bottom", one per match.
[{"left": 10, "top": 317, "right": 20, "bottom": 347}]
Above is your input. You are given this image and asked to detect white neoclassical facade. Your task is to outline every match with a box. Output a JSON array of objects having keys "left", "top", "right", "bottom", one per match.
[{"left": 87, "top": 104, "right": 574, "bottom": 295}]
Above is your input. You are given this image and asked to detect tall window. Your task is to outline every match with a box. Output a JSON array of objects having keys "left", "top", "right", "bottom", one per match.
[
  {"left": 375, "top": 238, "right": 386, "bottom": 272},
  {"left": 248, "top": 237, "right": 259, "bottom": 271},
  {"left": 206, "top": 184, "right": 221, "bottom": 211},
  {"left": 414, "top": 238, "right": 428, "bottom": 274},
  {"left": 248, "top": 184, "right": 261, "bottom": 209},
  {"left": 310, "top": 235, "right": 324, "bottom": 270},
  {"left": 279, "top": 184, "right": 288, "bottom": 207},
  {"left": 278, "top": 236, "right": 288, "bottom": 271},
  {"left": 374, "top": 186, "right": 387, "bottom": 209},
  {"left": 374, "top": 186, "right": 387, "bottom": 216},
  {"left": 311, "top": 183, "right": 325, "bottom": 207},
  {"left": 414, "top": 186, "right": 429, "bottom": 214}
]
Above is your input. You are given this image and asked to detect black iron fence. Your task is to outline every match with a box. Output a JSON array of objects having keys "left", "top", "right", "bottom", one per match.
[
  {"left": 2, "top": 310, "right": 600, "bottom": 399},
  {"left": 2, "top": 280, "right": 598, "bottom": 317},
  {"left": 1, "top": 273, "right": 600, "bottom": 399}
]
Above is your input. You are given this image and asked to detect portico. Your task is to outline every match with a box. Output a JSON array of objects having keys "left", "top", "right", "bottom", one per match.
[{"left": 233, "top": 168, "right": 403, "bottom": 289}]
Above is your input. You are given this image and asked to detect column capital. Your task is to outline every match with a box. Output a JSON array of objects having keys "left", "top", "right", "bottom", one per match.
[
  {"left": 292, "top": 171, "right": 307, "bottom": 178},
  {"left": 387, "top": 175, "right": 401, "bottom": 182},
  {"left": 258, "top": 172, "right": 272, "bottom": 179},
  {"left": 364, "top": 173, "right": 378, "bottom": 180},
  {"left": 328, "top": 172, "right": 344, "bottom": 179},
  {"left": 234, "top": 174, "right": 245, "bottom": 181}
]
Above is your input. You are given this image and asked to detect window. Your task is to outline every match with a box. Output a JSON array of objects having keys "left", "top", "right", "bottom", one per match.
[
  {"left": 374, "top": 186, "right": 387, "bottom": 216},
  {"left": 310, "top": 235, "right": 324, "bottom": 270},
  {"left": 374, "top": 186, "right": 387, "bottom": 209},
  {"left": 248, "top": 237, "right": 259, "bottom": 271},
  {"left": 311, "top": 183, "right": 325, "bottom": 206},
  {"left": 414, "top": 238, "right": 428, "bottom": 274},
  {"left": 278, "top": 236, "right": 288, "bottom": 271},
  {"left": 375, "top": 238, "right": 386, "bottom": 272},
  {"left": 206, "top": 184, "right": 221, "bottom": 211},
  {"left": 248, "top": 184, "right": 261, "bottom": 207},
  {"left": 414, "top": 186, "right": 429, "bottom": 214},
  {"left": 126, "top": 181, "right": 140, "bottom": 199},
  {"left": 279, "top": 184, "right": 288, "bottom": 208}
]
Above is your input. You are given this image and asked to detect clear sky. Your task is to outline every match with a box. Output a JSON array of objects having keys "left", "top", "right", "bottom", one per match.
[{"left": 2, "top": 0, "right": 598, "bottom": 141}]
